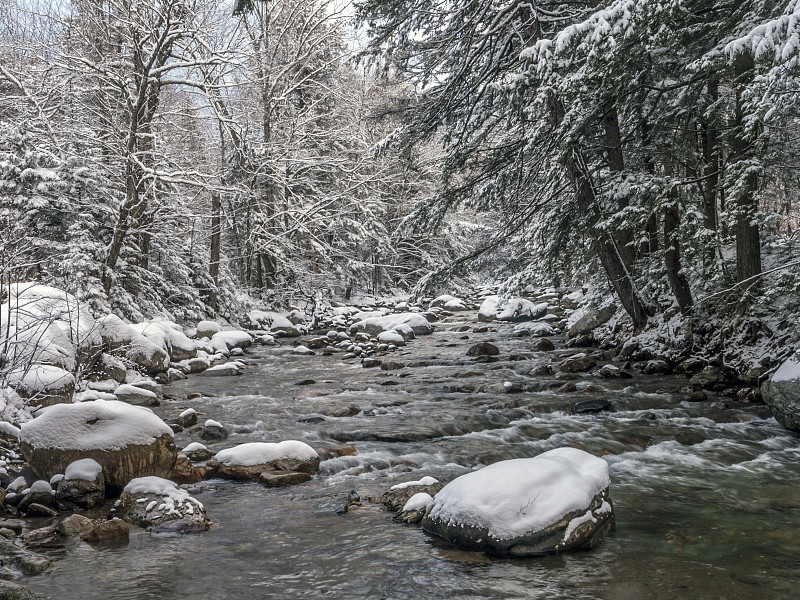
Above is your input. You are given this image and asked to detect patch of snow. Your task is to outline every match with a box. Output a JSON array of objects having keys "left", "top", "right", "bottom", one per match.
[
  {"left": 772, "top": 358, "right": 800, "bottom": 383},
  {"left": 204, "top": 419, "right": 223, "bottom": 428},
  {"left": 390, "top": 476, "right": 439, "bottom": 491},
  {"left": 30, "top": 480, "right": 52, "bottom": 494},
  {"left": 182, "top": 442, "right": 207, "bottom": 453},
  {"left": 64, "top": 458, "right": 103, "bottom": 481},
  {"left": 402, "top": 492, "right": 434, "bottom": 513}
]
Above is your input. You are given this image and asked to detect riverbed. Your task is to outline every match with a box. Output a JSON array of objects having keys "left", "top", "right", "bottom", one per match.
[{"left": 25, "top": 316, "right": 800, "bottom": 599}]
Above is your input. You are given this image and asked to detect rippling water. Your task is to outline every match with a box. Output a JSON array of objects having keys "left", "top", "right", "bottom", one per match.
[{"left": 25, "top": 317, "right": 800, "bottom": 599}]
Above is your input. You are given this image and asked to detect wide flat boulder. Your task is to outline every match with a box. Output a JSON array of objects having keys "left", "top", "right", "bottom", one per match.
[
  {"left": 206, "top": 441, "right": 320, "bottom": 486},
  {"left": 765, "top": 358, "right": 800, "bottom": 433},
  {"left": 115, "top": 476, "right": 210, "bottom": 533},
  {"left": 5, "top": 365, "right": 75, "bottom": 406},
  {"left": 421, "top": 447, "right": 614, "bottom": 557},
  {"left": 19, "top": 400, "right": 176, "bottom": 490}
]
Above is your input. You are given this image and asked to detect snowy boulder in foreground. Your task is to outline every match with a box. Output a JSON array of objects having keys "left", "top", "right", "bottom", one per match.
[
  {"left": 5, "top": 365, "right": 75, "bottom": 407},
  {"left": 19, "top": 400, "right": 176, "bottom": 489},
  {"left": 206, "top": 441, "right": 320, "bottom": 487},
  {"left": 115, "top": 476, "right": 210, "bottom": 533},
  {"left": 765, "top": 358, "right": 800, "bottom": 434},
  {"left": 421, "top": 448, "right": 614, "bottom": 557}
]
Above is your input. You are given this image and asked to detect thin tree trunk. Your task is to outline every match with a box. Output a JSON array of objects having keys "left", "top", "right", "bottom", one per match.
[
  {"left": 209, "top": 190, "right": 221, "bottom": 310},
  {"left": 664, "top": 201, "right": 693, "bottom": 314}
]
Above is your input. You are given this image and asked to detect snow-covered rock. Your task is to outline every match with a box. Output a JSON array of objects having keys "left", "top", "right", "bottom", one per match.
[
  {"left": 765, "top": 357, "right": 800, "bottom": 434},
  {"left": 567, "top": 305, "right": 616, "bottom": 338},
  {"left": 478, "top": 296, "right": 501, "bottom": 322},
  {"left": 350, "top": 313, "right": 433, "bottom": 337},
  {"left": 55, "top": 458, "right": 105, "bottom": 510},
  {"left": 19, "top": 400, "right": 176, "bottom": 489},
  {"left": 381, "top": 476, "right": 443, "bottom": 512},
  {"left": 395, "top": 492, "right": 435, "bottom": 524},
  {"left": 97, "top": 314, "right": 170, "bottom": 373},
  {"left": 130, "top": 320, "right": 197, "bottom": 361},
  {"left": 202, "top": 361, "right": 243, "bottom": 377},
  {"left": 512, "top": 322, "right": 555, "bottom": 337},
  {"left": 115, "top": 476, "right": 210, "bottom": 533},
  {"left": 196, "top": 320, "right": 222, "bottom": 339},
  {"left": 497, "top": 299, "right": 548, "bottom": 322},
  {"left": 113, "top": 383, "right": 159, "bottom": 406},
  {"left": 0, "top": 283, "right": 101, "bottom": 372},
  {"left": 377, "top": 330, "right": 406, "bottom": 346},
  {"left": 421, "top": 448, "right": 614, "bottom": 556},
  {"left": 210, "top": 330, "right": 253, "bottom": 351},
  {"left": 5, "top": 365, "right": 75, "bottom": 406},
  {"left": 292, "top": 345, "right": 315, "bottom": 356},
  {"left": 207, "top": 441, "right": 320, "bottom": 486},
  {"left": 247, "top": 311, "right": 301, "bottom": 337}
]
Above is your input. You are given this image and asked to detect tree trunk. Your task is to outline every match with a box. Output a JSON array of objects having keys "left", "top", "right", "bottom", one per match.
[
  {"left": 603, "top": 103, "right": 635, "bottom": 270},
  {"left": 209, "top": 190, "right": 221, "bottom": 310},
  {"left": 664, "top": 202, "right": 693, "bottom": 314},
  {"left": 731, "top": 52, "right": 762, "bottom": 287}
]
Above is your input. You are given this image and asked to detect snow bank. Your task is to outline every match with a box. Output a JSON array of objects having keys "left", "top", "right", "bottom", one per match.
[
  {"left": 772, "top": 358, "right": 800, "bottom": 383},
  {"left": 19, "top": 400, "right": 173, "bottom": 451},
  {"left": 426, "top": 447, "right": 609, "bottom": 540},
  {"left": 214, "top": 441, "right": 318, "bottom": 467},
  {"left": 0, "top": 283, "right": 101, "bottom": 371}
]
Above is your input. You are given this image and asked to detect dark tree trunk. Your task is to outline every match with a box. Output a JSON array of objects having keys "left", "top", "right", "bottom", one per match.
[
  {"left": 209, "top": 190, "right": 221, "bottom": 310},
  {"left": 664, "top": 202, "right": 693, "bottom": 314},
  {"left": 603, "top": 103, "right": 635, "bottom": 270}
]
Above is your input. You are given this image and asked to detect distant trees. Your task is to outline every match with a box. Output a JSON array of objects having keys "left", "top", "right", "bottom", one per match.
[{"left": 356, "top": 0, "right": 800, "bottom": 328}]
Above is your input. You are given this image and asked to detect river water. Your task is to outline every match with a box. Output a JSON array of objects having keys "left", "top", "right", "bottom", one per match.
[{"left": 25, "top": 316, "right": 800, "bottom": 599}]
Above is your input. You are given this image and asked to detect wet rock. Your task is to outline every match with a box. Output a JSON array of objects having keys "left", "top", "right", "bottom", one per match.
[
  {"left": 381, "top": 476, "right": 443, "bottom": 512},
  {"left": 81, "top": 519, "right": 130, "bottom": 543},
  {"left": 0, "top": 580, "right": 39, "bottom": 599},
  {"left": 529, "top": 364, "right": 552, "bottom": 377},
  {"left": 182, "top": 443, "right": 214, "bottom": 462},
  {"left": 640, "top": 360, "right": 673, "bottom": 375},
  {"left": 393, "top": 492, "right": 434, "bottom": 524},
  {"left": 681, "top": 389, "right": 708, "bottom": 402},
  {"left": 170, "top": 453, "right": 203, "bottom": 484},
  {"left": 558, "top": 354, "right": 597, "bottom": 373},
  {"left": 20, "top": 525, "right": 57, "bottom": 545},
  {"left": 0, "top": 537, "right": 52, "bottom": 574},
  {"left": 597, "top": 364, "right": 632, "bottom": 379},
  {"left": 24, "top": 504, "right": 57, "bottom": 518},
  {"left": 765, "top": 358, "right": 800, "bottom": 434},
  {"left": 380, "top": 361, "right": 406, "bottom": 371},
  {"left": 421, "top": 449, "right": 614, "bottom": 557},
  {"left": 573, "top": 399, "right": 612, "bottom": 414},
  {"left": 259, "top": 471, "right": 312, "bottom": 487},
  {"left": 173, "top": 409, "right": 198, "bottom": 429},
  {"left": 57, "top": 514, "right": 95, "bottom": 536},
  {"left": 292, "top": 345, "right": 315, "bottom": 356},
  {"left": 0, "top": 520, "right": 24, "bottom": 534},
  {"left": 199, "top": 420, "right": 229, "bottom": 441},
  {"left": 19, "top": 400, "right": 176, "bottom": 491},
  {"left": 466, "top": 342, "right": 499, "bottom": 357},
  {"left": 566, "top": 334, "right": 595, "bottom": 348},
  {"left": 17, "top": 481, "right": 55, "bottom": 513},
  {"left": 362, "top": 358, "right": 382, "bottom": 368},
  {"left": 689, "top": 366, "right": 732, "bottom": 391},
  {"left": 555, "top": 382, "right": 577, "bottom": 393},
  {"left": 115, "top": 477, "right": 210, "bottom": 533},
  {"left": 533, "top": 338, "right": 555, "bottom": 352}
]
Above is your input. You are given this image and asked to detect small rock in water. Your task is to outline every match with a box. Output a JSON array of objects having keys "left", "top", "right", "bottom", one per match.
[
  {"left": 533, "top": 338, "right": 555, "bottom": 352},
  {"left": 200, "top": 420, "right": 229, "bottom": 441},
  {"left": 555, "top": 382, "right": 577, "bottom": 394},
  {"left": 58, "top": 514, "right": 95, "bottom": 536},
  {"left": 81, "top": 519, "right": 130, "bottom": 543},
  {"left": 573, "top": 399, "right": 612, "bottom": 414},
  {"left": 466, "top": 342, "right": 499, "bottom": 357},
  {"left": 292, "top": 345, "right": 315, "bottom": 356}
]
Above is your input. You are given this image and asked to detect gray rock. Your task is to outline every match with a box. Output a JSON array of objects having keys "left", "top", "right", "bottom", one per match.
[
  {"left": 0, "top": 537, "right": 52, "bottom": 574},
  {"left": 115, "top": 483, "right": 210, "bottom": 533},
  {"left": 56, "top": 465, "right": 105, "bottom": 511},
  {"left": 765, "top": 358, "right": 800, "bottom": 434},
  {"left": 558, "top": 354, "right": 597, "bottom": 373},
  {"left": 0, "top": 580, "right": 39, "bottom": 600},
  {"left": 567, "top": 305, "right": 616, "bottom": 338},
  {"left": 466, "top": 342, "right": 499, "bottom": 357},
  {"left": 199, "top": 423, "right": 229, "bottom": 441},
  {"left": 80, "top": 519, "right": 130, "bottom": 543},
  {"left": 381, "top": 478, "right": 443, "bottom": 513},
  {"left": 57, "top": 514, "right": 95, "bottom": 536}
]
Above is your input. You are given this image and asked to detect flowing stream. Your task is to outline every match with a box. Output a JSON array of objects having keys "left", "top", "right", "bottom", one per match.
[{"left": 24, "top": 316, "right": 800, "bottom": 599}]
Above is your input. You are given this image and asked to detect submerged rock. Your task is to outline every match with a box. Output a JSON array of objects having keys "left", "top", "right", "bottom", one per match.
[{"left": 420, "top": 448, "right": 614, "bottom": 557}]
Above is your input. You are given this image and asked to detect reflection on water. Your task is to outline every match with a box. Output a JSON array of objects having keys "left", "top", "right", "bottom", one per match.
[{"left": 25, "top": 320, "right": 800, "bottom": 599}]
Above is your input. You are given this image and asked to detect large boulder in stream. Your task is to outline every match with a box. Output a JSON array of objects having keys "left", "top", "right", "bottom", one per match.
[
  {"left": 420, "top": 448, "right": 614, "bottom": 557},
  {"left": 19, "top": 400, "right": 176, "bottom": 490},
  {"left": 206, "top": 441, "right": 320, "bottom": 486},
  {"left": 765, "top": 358, "right": 800, "bottom": 433}
]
